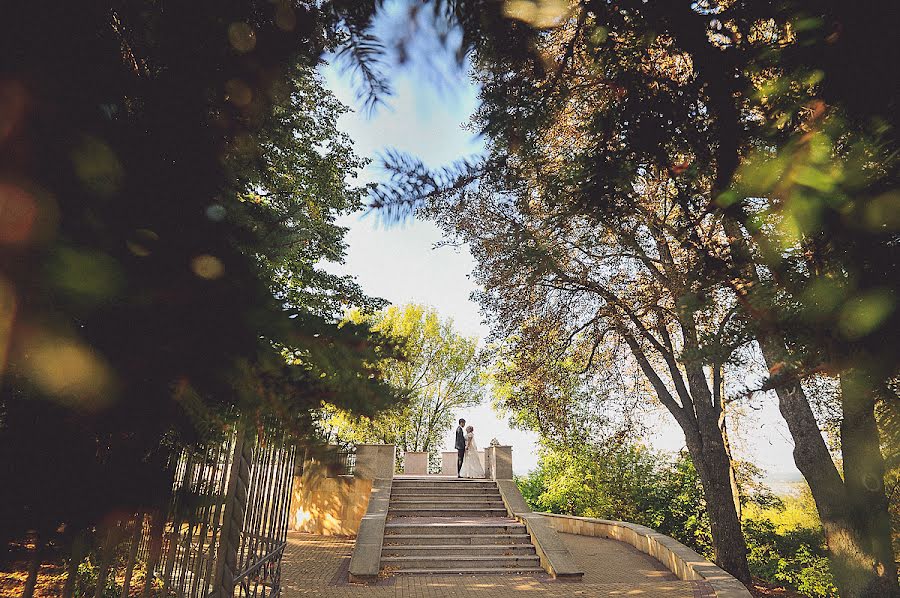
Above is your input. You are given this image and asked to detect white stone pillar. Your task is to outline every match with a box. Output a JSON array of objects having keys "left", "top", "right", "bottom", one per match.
[
  {"left": 355, "top": 444, "right": 395, "bottom": 480},
  {"left": 484, "top": 446, "right": 495, "bottom": 480},
  {"left": 403, "top": 451, "right": 428, "bottom": 475},
  {"left": 441, "top": 451, "right": 457, "bottom": 476},
  {"left": 493, "top": 445, "right": 513, "bottom": 480}
]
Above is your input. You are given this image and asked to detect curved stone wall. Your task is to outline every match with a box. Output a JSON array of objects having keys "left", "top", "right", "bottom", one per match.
[{"left": 538, "top": 513, "right": 752, "bottom": 598}]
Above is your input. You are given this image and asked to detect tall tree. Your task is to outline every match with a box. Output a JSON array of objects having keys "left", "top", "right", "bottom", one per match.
[
  {"left": 322, "top": 304, "right": 484, "bottom": 461},
  {"left": 361, "top": 1, "right": 898, "bottom": 593},
  {"left": 422, "top": 170, "right": 755, "bottom": 580},
  {"left": 0, "top": 0, "right": 400, "bottom": 553}
]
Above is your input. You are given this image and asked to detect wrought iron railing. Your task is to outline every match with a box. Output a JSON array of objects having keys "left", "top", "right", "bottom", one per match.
[
  {"left": 334, "top": 449, "right": 356, "bottom": 476},
  {"left": 15, "top": 425, "right": 297, "bottom": 598}
]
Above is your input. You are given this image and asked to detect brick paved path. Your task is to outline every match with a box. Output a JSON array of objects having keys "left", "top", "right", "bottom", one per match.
[{"left": 281, "top": 531, "right": 714, "bottom": 597}]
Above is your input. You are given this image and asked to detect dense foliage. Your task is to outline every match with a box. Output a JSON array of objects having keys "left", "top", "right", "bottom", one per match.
[
  {"left": 519, "top": 444, "right": 713, "bottom": 553},
  {"left": 0, "top": 0, "right": 401, "bottom": 553},
  {"left": 358, "top": 0, "right": 898, "bottom": 593}
]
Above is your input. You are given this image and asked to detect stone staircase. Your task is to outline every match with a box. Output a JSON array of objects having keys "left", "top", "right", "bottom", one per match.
[{"left": 380, "top": 476, "right": 543, "bottom": 575}]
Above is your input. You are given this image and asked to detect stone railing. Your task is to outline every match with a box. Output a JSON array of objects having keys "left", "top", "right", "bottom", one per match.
[
  {"left": 539, "top": 513, "right": 752, "bottom": 597},
  {"left": 403, "top": 445, "right": 514, "bottom": 477},
  {"left": 347, "top": 445, "right": 395, "bottom": 583}
]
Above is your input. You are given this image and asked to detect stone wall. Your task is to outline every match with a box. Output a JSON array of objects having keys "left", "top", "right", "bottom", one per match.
[
  {"left": 289, "top": 444, "right": 395, "bottom": 537},
  {"left": 539, "top": 513, "right": 752, "bottom": 598},
  {"left": 288, "top": 462, "right": 373, "bottom": 537}
]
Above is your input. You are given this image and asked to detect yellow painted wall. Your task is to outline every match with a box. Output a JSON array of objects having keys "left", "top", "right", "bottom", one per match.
[{"left": 288, "top": 462, "right": 373, "bottom": 537}]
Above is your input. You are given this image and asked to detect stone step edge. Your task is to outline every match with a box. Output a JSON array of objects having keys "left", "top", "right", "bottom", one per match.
[
  {"left": 389, "top": 496, "right": 503, "bottom": 500},
  {"left": 392, "top": 483, "right": 496, "bottom": 487},
  {"left": 389, "top": 502, "right": 505, "bottom": 506},
  {"left": 383, "top": 542, "right": 534, "bottom": 550},
  {"left": 390, "top": 493, "right": 502, "bottom": 497},
  {"left": 382, "top": 555, "right": 540, "bottom": 562},
  {"left": 389, "top": 507, "right": 508, "bottom": 511},
  {"left": 383, "top": 534, "right": 529, "bottom": 540},
  {"left": 391, "top": 483, "right": 497, "bottom": 486},
  {"left": 386, "top": 567, "right": 545, "bottom": 576},
  {"left": 385, "top": 523, "right": 524, "bottom": 529},
  {"left": 390, "top": 492, "right": 502, "bottom": 495}
]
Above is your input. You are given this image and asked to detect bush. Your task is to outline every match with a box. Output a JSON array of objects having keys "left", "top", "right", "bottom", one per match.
[
  {"left": 74, "top": 557, "right": 118, "bottom": 598},
  {"left": 516, "top": 444, "right": 713, "bottom": 557},
  {"left": 517, "top": 443, "right": 839, "bottom": 597},
  {"left": 743, "top": 492, "right": 838, "bottom": 597}
]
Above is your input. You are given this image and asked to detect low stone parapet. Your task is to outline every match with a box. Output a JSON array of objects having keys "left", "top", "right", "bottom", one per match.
[
  {"left": 440, "top": 451, "right": 457, "bottom": 476},
  {"left": 403, "top": 451, "right": 428, "bottom": 475},
  {"left": 439, "top": 450, "right": 486, "bottom": 476},
  {"left": 348, "top": 444, "right": 396, "bottom": 583},
  {"left": 289, "top": 466, "right": 372, "bottom": 536},
  {"left": 494, "top": 479, "right": 583, "bottom": 579},
  {"left": 348, "top": 478, "right": 392, "bottom": 583},
  {"left": 538, "top": 513, "right": 752, "bottom": 597}
]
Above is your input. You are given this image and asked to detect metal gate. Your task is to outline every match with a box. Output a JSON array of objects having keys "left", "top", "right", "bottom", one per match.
[
  {"left": 24, "top": 425, "right": 297, "bottom": 598},
  {"left": 210, "top": 427, "right": 295, "bottom": 598}
]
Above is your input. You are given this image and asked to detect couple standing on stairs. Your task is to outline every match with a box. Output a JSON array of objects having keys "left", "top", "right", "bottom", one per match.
[{"left": 455, "top": 418, "right": 485, "bottom": 478}]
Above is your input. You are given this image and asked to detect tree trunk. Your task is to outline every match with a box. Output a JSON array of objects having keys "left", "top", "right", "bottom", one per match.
[
  {"left": 838, "top": 370, "right": 899, "bottom": 597},
  {"left": 685, "top": 412, "right": 751, "bottom": 584},
  {"left": 21, "top": 532, "right": 42, "bottom": 598},
  {"left": 61, "top": 531, "right": 88, "bottom": 598},
  {"left": 724, "top": 217, "right": 899, "bottom": 596},
  {"left": 622, "top": 330, "right": 751, "bottom": 583},
  {"left": 756, "top": 336, "right": 899, "bottom": 597}
]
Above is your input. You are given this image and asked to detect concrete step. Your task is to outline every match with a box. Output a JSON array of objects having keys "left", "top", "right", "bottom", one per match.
[
  {"left": 387, "top": 566, "right": 545, "bottom": 575},
  {"left": 382, "top": 545, "right": 536, "bottom": 557},
  {"left": 391, "top": 490, "right": 500, "bottom": 495},
  {"left": 390, "top": 488, "right": 496, "bottom": 494},
  {"left": 391, "top": 481, "right": 496, "bottom": 489},
  {"left": 393, "top": 478, "right": 495, "bottom": 483},
  {"left": 384, "top": 522, "right": 527, "bottom": 535},
  {"left": 381, "top": 555, "right": 542, "bottom": 570},
  {"left": 383, "top": 534, "right": 531, "bottom": 546},
  {"left": 390, "top": 490, "right": 502, "bottom": 498},
  {"left": 390, "top": 500, "right": 505, "bottom": 508},
  {"left": 388, "top": 508, "right": 509, "bottom": 517}
]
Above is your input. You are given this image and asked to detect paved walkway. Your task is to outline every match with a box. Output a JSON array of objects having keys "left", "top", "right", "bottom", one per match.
[{"left": 281, "top": 531, "right": 715, "bottom": 597}]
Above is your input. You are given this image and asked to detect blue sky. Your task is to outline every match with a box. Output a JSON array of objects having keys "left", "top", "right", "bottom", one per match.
[
  {"left": 319, "top": 58, "right": 547, "bottom": 473},
  {"left": 317, "top": 14, "right": 802, "bottom": 482}
]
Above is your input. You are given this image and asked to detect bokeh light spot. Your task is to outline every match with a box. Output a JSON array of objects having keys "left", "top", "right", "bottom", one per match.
[
  {"left": 801, "top": 277, "right": 848, "bottom": 320},
  {"left": 71, "top": 136, "right": 123, "bottom": 197},
  {"left": 126, "top": 228, "right": 159, "bottom": 257},
  {"left": 503, "top": 0, "right": 570, "bottom": 28},
  {"left": 838, "top": 290, "right": 895, "bottom": 339},
  {"left": 191, "top": 254, "right": 224, "bottom": 279},
  {"left": 0, "top": 276, "right": 16, "bottom": 378},
  {"left": 0, "top": 79, "right": 27, "bottom": 144},
  {"left": 228, "top": 22, "right": 257, "bottom": 53},
  {"left": 47, "top": 247, "right": 123, "bottom": 303},
  {"left": 275, "top": 3, "right": 297, "bottom": 31},
  {"left": 225, "top": 78, "right": 253, "bottom": 107},
  {"left": 23, "top": 336, "right": 115, "bottom": 409},
  {"left": 864, "top": 191, "right": 900, "bottom": 231},
  {"left": 206, "top": 204, "right": 227, "bottom": 222},
  {"left": 0, "top": 182, "right": 37, "bottom": 244}
]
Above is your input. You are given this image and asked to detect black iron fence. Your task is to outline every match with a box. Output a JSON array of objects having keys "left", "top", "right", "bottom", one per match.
[
  {"left": 11, "top": 425, "right": 296, "bottom": 598},
  {"left": 333, "top": 450, "right": 356, "bottom": 477}
]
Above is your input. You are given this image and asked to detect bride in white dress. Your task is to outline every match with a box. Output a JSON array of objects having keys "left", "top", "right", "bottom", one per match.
[{"left": 459, "top": 425, "right": 485, "bottom": 478}]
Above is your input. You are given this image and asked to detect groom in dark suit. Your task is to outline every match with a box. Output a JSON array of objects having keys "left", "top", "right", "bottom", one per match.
[{"left": 455, "top": 418, "right": 466, "bottom": 477}]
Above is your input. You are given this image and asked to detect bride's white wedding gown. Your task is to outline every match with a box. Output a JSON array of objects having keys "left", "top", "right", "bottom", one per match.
[{"left": 459, "top": 432, "right": 485, "bottom": 478}]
